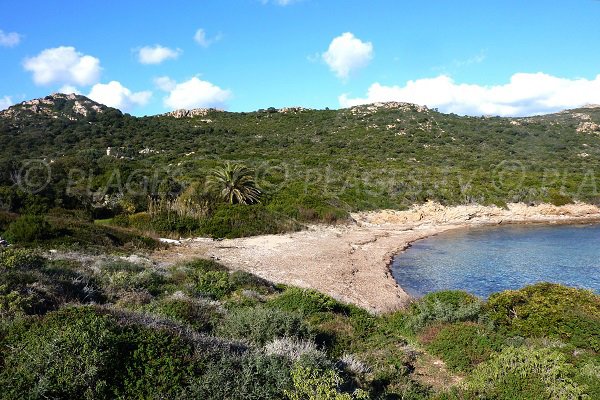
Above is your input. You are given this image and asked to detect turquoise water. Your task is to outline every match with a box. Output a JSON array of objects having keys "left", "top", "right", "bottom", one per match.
[{"left": 391, "top": 223, "right": 600, "bottom": 298}]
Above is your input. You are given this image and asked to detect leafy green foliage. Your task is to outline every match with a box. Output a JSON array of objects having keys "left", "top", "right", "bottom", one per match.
[
  {"left": 486, "top": 282, "right": 600, "bottom": 350},
  {"left": 218, "top": 305, "right": 313, "bottom": 345},
  {"left": 285, "top": 365, "right": 369, "bottom": 400},
  {"left": 422, "top": 322, "right": 503, "bottom": 372},
  {"left": 464, "top": 346, "right": 587, "bottom": 400},
  {"left": 407, "top": 290, "right": 483, "bottom": 331},
  {"left": 207, "top": 162, "right": 262, "bottom": 204},
  {"left": 271, "top": 287, "right": 343, "bottom": 315},
  {"left": 0, "top": 248, "right": 44, "bottom": 270},
  {"left": 3, "top": 214, "right": 54, "bottom": 243},
  {"left": 0, "top": 307, "right": 122, "bottom": 400},
  {"left": 183, "top": 352, "right": 294, "bottom": 400}
]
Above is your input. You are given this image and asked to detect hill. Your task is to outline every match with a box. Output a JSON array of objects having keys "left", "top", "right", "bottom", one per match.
[{"left": 1, "top": 94, "right": 600, "bottom": 237}]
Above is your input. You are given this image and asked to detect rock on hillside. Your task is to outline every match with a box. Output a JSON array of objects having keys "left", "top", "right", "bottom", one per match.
[{"left": 0, "top": 93, "right": 112, "bottom": 122}]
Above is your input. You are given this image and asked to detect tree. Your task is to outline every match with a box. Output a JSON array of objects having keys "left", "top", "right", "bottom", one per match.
[{"left": 207, "top": 162, "right": 261, "bottom": 205}]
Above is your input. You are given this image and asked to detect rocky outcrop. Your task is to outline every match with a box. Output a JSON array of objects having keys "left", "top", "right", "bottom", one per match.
[
  {"left": 161, "top": 108, "right": 220, "bottom": 118},
  {"left": 353, "top": 201, "right": 600, "bottom": 226},
  {"left": 577, "top": 121, "right": 600, "bottom": 134},
  {"left": 0, "top": 93, "right": 106, "bottom": 120}
]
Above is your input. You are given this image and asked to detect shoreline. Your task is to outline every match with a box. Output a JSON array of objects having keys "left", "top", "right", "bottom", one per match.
[{"left": 152, "top": 202, "right": 600, "bottom": 314}]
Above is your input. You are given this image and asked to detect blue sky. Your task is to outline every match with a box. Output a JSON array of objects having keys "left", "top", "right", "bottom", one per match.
[{"left": 1, "top": 0, "right": 599, "bottom": 116}]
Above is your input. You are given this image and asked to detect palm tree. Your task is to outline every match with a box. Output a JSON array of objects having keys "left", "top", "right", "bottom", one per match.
[{"left": 207, "top": 162, "right": 261, "bottom": 205}]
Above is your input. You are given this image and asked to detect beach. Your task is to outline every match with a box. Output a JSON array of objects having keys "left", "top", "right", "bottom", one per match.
[{"left": 153, "top": 202, "right": 600, "bottom": 313}]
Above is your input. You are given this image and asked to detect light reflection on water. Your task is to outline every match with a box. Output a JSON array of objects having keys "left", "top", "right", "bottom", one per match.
[{"left": 391, "top": 224, "right": 600, "bottom": 298}]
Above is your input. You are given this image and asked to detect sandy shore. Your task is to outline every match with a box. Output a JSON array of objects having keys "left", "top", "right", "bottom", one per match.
[{"left": 152, "top": 202, "right": 600, "bottom": 314}]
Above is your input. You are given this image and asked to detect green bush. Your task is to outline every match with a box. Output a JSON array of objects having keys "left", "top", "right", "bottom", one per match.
[
  {"left": 182, "top": 352, "right": 294, "bottom": 400},
  {"left": 486, "top": 283, "right": 600, "bottom": 350},
  {"left": 423, "top": 322, "right": 503, "bottom": 372},
  {"left": 144, "top": 297, "right": 221, "bottom": 331},
  {"left": 0, "top": 248, "right": 44, "bottom": 270},
  {"left": 229, "top": 270, "right": 275, "bottom": 293},
  {"left": 0, "top": 307, "right": 122, "bottom": 400},
  {"left": 199, "top": 204, "right": 301, "bottom": 238},
  {"left": 3, "top": 214, "right": 54, "bottom": 243},
  {"left": 464, "top": 346, "right": 587, "bottom": 399},
  {"left": 407, "top": 290, "right": 483, "bottom": 331},
  {"left": 99, "top": 266, "right": 167, "bottom": 298},
  {"left": 218, "top": 305, "right": 313, "bottom": 345},
  {"left": 285, "top": 365, "right": 369, "bottom": 400},
  {"left": 185, "top": 258, "right": 229, "bottom": 273},
  {"left": 270, "top": 287, "right": 343, "bottom": 315},
  {"left": 116, "top": 326, "right": 196, "bottom": 399},
  {"left": 194, "top": 270, "right": 233, "bottom": 299}
]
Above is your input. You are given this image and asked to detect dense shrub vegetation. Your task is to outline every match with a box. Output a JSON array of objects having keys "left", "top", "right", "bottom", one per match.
[
  {"left": 2, "top": 96, "right": 600, "bottom": 241},
  {"left": 2, "top": 245, "right": 599, "bottom": 399},
  {"left": 3, "top": 97, "right": 600, "bottom": 398}
]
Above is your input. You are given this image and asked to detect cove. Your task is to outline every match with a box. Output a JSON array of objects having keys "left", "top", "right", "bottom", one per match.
[{"left": 391, "top": 223, "right": 600, "bottom": 298}]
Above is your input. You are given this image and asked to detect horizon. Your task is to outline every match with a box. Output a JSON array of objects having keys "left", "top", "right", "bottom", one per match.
[
  {"left": 4, "top": 91, "right": 600, "bottom": 118},
  {"left": 1, "top": 0, "right": 600, "bottom": 117}
]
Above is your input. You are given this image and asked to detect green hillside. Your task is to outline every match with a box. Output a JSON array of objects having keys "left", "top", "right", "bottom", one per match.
[{"left": 1, "top": 94, "right": 600, "bottom": 238}]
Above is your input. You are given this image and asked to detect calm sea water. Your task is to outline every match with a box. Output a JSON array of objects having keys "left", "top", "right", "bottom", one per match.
[{"left": 391, "top": 223, "right": 600, "bottom": 298}]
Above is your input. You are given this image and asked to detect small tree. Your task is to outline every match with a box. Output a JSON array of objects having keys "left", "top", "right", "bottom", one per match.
[{"left": 207, "top": 162, "right": 261, "bottom": 205}]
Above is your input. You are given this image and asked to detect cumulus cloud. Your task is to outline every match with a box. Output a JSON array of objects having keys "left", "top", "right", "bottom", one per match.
[
  {"left": 137, "top": 45, "right": 181, "bottom": 64},
  {"left": 322, "top": 32, "right": 373, "bottom": 80},
  {"left": 193, "top": 29, "right": 221, "bottom": 47},
  {"left": 58, "top": 85, "right": 81, "bottom": 95},
  {"left": 154, "top": 76, "right": 176, "bottom": 92},
  {"left": 23, "top": 46, "right": 101, "bottom": 86},
  {"left": 0, "top": 29, "right": 21, "bottom": 47},
  {"left": 88, "top": 81, "right": 152, "bottom": 111},
  {"left": 339, "top": 73, "right": 600, "bottom": 117},
  {"left": 0, "top": 96, "right": 13, "bottom": 110},
  {"left": 160, "top": 77, "right": 231, "bottom": 110}
]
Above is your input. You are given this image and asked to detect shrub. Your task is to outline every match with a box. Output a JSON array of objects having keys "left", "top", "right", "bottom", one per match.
[
  {"left": 407, "top": 290, "right": 483, "bottom": 331},
  {"left": 230, "top": 270, "right": 275, "bottom": 294},
  {"left": 423, "top": 322, "right": 503, "bottom": 372},
  {"left": 144, "top": 296, "right": 221, "bottom": 332},
  {"left": 0, "top": 248, "right": 44, "bottom": 270},
  {"left": 195, "top": 270, "right": 233, "bottom": 299},
  {"left": 464, "top": 346, "right": 587, "bottom": 399},
  {"left": 3, "top": 214, "right": 54, "bottom": 243},
  {"left": 271, "top": 287, "right": 342, "bottom": 315},
  {"left": 200, "top": 204, "right": 301, "bottom": 238},
  {"left": 185, "top": 258, "right": 229, "bottom": 273},
  {"left": 486, "top": 283, "right": 600, "bottom": 351},
  {"left": 181, "top": 352, "right": 293, "bottom": 400},
  {"left": 285, "top": 365, "right": 369, "bottom": 400},
  {"left": 0, "top": 307, "right": 122, "bottom": 400},
  {"left": 218, "top": 305, "right": 313, "bottom": 345},
  {"left": 116, "top": 326, "right": 196, "bottom": 399}
]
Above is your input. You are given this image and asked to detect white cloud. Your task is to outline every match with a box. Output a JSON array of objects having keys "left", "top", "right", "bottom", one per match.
[
  {"left": 137, "top": 45, "right": 181, "bottom": 65},
  {"left": 322, "top": 32, "right": 373, "bottom": 80},
  {"left": 88, "top": 81, "right": 152, "bottom": 111},
  {"left": 194, "top": 29, "right": 221, "bottom": 47},
  {"left": 23, "top": 46, "right": 101, "bottom": 86},
  {"left": 154, "top": 76, "right": 176, "bottom": 92},
  {"left": 0, "top": 95, "right": 13, "bottom": 110},
  {"left": 161, "top": 77, "right": 231, "bottom": 110},
  {"left": 339, "top": 73, "right": 600, "bottom": 117},
  {"left": 0, "top": 29, "right": 21, "bottom": 47},
  {"left": 58, "top": 85, "right": 81, "bottom": 95}
]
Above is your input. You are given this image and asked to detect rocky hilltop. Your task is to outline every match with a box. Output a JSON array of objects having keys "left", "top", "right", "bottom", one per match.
[{"left": 0, "top": 93, "right": 110, "bottom": 122}]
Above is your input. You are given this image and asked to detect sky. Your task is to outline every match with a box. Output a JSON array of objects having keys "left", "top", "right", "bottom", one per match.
[{"left": 1, "top": 0, "right": 600, "bottom": 117}]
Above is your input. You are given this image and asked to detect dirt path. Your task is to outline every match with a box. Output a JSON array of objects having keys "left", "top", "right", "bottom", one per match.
[{"left": 152, "top": 202, "right": 600, "bottom": 314}]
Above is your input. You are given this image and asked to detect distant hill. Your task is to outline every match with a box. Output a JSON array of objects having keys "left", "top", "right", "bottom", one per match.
[{"left": 1, "top": 94, "right": 600, "bottom": 212}]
